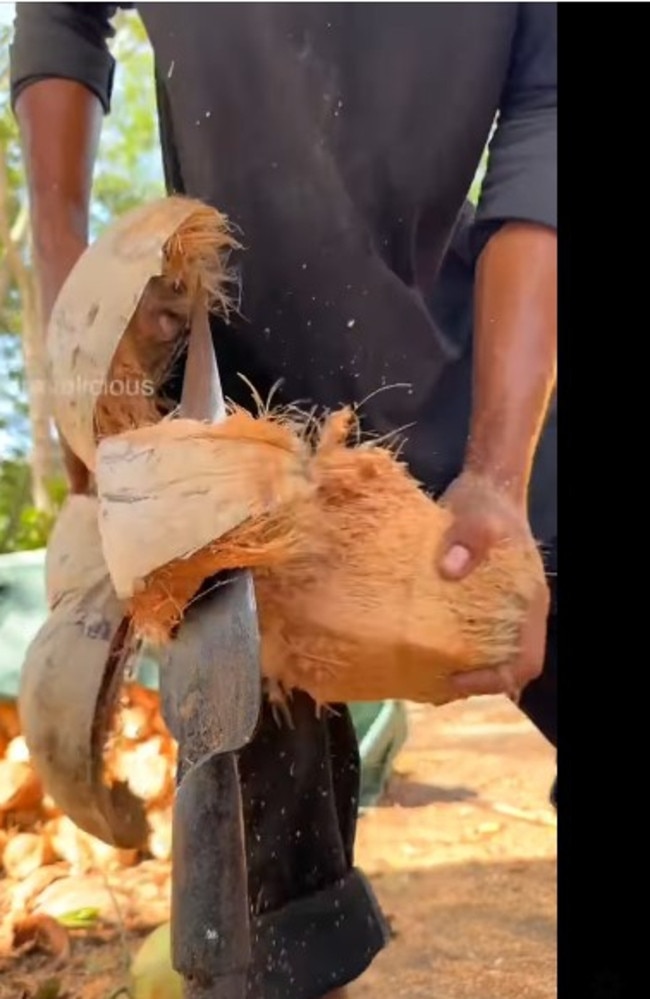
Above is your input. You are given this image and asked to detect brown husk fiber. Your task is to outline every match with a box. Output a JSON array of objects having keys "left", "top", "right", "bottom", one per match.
[{"left": 127, "top": 409, "right": 545, "bottom": 706}]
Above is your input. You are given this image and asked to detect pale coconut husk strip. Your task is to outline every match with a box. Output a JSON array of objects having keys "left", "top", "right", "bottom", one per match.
[
  {"left": 45, "top": 495, "right": 106, "bottom": 609},
  {"left": 127, "top": 408, "right": 545, "bottom": 706},
  {"left": 48, "top": 197, "right": 239, "bottom": 471},
  {"left": 95, "top": 410, "right": 314, "bottom": 600}
]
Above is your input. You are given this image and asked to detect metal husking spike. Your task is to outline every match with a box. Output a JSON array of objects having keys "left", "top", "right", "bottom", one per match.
[{"left": 158, "top": 298, "right": 262, "bottom": 997}]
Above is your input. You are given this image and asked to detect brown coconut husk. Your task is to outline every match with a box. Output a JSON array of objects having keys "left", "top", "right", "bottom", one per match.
[
  {"left": 48, "top": 197, "right": 239, "bottom": 471},
  {"left": 127, "top": 409, "right": 545, "bottom": 705}
]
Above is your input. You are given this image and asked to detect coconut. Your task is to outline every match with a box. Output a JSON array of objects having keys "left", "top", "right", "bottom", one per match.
[
  {"left": 43, "top": 193, "right": 545, "bottom": 712},
  {"left": 125, "top": 409, "right": 545, "bottom": 705}
]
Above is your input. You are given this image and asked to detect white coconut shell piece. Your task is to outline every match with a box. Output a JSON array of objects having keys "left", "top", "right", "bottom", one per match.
[
  {"left": 95, "top": 414, "right": 313, "bottom": 600},
  {"left": 47, "top": 197, "right": 202, "bottom": 471},
  {"left": 2, "top": 832, "right": 56, "bottom": 880},
  {"left": 146, "top": 808, "right": 173, "bottom": 862},
  {"left": 0, "top": 760, "right": 42, "bottom": 814},
  {"left": 45, "top": 495, "right": 105, "bottom": 609},
  {"left": 109, "top": 736, "right": 171, "bottom": 805},
  {"left": 5, "top": 735, "right": 30, "bottom": 764}
]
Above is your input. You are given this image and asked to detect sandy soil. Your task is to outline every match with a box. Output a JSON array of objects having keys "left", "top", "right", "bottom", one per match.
[{"left": 0, "top": 695, "right": 556, "bottom": 999}]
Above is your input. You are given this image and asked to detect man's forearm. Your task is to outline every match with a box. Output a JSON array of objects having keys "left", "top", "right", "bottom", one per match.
[
  {"left": 16, "top": 78, "right": 103, "bottom": 491},
  {"left": 465, "top": 221, "right": 557, "bottom": 509},
  {"left": 16, "top": 78, "right": 102, "bottom": 318}
]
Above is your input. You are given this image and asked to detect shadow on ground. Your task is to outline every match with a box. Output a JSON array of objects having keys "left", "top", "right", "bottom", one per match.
[{"left": 379, "top": 778, "right": 478, "bottom": 807}]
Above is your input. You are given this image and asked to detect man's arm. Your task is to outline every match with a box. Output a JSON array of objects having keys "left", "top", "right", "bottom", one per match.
[
  {"left": 10, "top": 2, "right": 120, "bottom": 489},
  {"left": 16, "top": 79, "right": 102, "bottom": 320},
  {"left": 467, "top": 1, "right": 557, "bottom": 509},
  {"left": 466, "top": 221, "right": 556, "bottom": 508},
  {"left": 440, "top": 2, "right": 557, "bottom": 696}
]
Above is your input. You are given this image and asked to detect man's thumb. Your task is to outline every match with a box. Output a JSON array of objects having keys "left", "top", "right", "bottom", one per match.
[{"left": 439, "top": 542, "right": 472, "bottom": 580}]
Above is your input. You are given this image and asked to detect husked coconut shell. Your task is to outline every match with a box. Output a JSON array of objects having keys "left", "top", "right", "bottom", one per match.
[{"left": 19, "top": 574, "right": 148, "bottom": 849}]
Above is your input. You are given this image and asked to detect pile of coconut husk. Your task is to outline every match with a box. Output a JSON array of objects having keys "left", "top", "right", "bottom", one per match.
[
  {"left": 1, "top": 686, "right": 175, "bottom": 974},
  {"left": 1, "top": 687, "right": 174, "bottom": 882}
]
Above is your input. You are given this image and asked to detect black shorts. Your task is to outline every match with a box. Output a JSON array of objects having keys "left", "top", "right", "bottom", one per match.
[{"left": 239, "top": 692, "right": 389, "bottom": 998}]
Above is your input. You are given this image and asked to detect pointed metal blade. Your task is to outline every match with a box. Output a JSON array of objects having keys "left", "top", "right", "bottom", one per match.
[{"left": 179, "top": 301, "right": 227, "bottom": 422}]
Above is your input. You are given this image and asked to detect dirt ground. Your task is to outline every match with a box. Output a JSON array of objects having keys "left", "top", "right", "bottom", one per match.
[{"left": 0, "top": 695, "right": 556, "bottom": 999}]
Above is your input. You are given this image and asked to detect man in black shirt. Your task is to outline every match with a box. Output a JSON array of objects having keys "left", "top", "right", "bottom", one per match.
[{"left": 10, "top": 5, "right": 557, "bottom": 997}]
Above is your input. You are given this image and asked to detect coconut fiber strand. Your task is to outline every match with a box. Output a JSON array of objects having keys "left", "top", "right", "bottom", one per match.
[{"left": 124, "top": 409, "right": 544, "bottom": 706}]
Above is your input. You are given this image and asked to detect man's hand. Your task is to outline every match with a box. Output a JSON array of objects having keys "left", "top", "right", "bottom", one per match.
[
  {"left": 438, "top": 470, "right": 549, "bottom": 700},
  {"left": 436, "top": 220, "right": 556, "bottom": 702}
]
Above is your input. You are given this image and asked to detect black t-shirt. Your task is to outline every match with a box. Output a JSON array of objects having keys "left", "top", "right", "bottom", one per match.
[{"left": 10, "top": 3, "right": 556, "bottom": 542}]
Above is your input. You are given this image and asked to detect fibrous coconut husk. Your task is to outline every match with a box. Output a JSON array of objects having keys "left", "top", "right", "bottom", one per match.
[
  {"left": 12, "top": 912, "right": 71, "bottom": 965},
  {"left": 0, "top": 760, "right": 43, "bottom": 817},
  {"left": 1, "top": 685, "right": 177, "bottom": 876},
  {"left": 125, "top": 409, "right": 545, "bottom": 705},
  {"left": 2, "top": 832, "right": 56, "bottom": 881},
  {"left": 47, "top": 197, "right": 238, "bottom": 472},
  {"left": 0, "top": 702, "right": 21, "bottom": 745}
]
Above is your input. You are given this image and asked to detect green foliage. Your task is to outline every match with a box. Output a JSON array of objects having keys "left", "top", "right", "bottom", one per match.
[
  {"left": 56, "top": 907, "right": 101, "bottom": 930},
  {"left": 0, "top": 458, "right": 66, "bottom": 553},
  {"left": 469, "top": 147, "right": 489, "bottom": 207}
]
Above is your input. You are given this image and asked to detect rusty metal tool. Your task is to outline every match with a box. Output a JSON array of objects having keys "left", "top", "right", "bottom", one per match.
[{"left": 157, "top": 300, "right": 261, "bottom": 998}]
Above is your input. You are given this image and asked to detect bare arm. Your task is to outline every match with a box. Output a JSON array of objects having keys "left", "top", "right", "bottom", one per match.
[
  {"left": 440, "top": 3, "right": 556, "bottom": 694},
  {"left": 466, "top": 221, "right": 556, "bottom": 508},
  {"left": 464, "top": 2, "right": 557, "bottom": 509},
  {"left": 16, "top": 80, "right": 102, "bottom": 321},
  {"left": 11, "top": 2, "right": 119, "bottom": 489}
]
